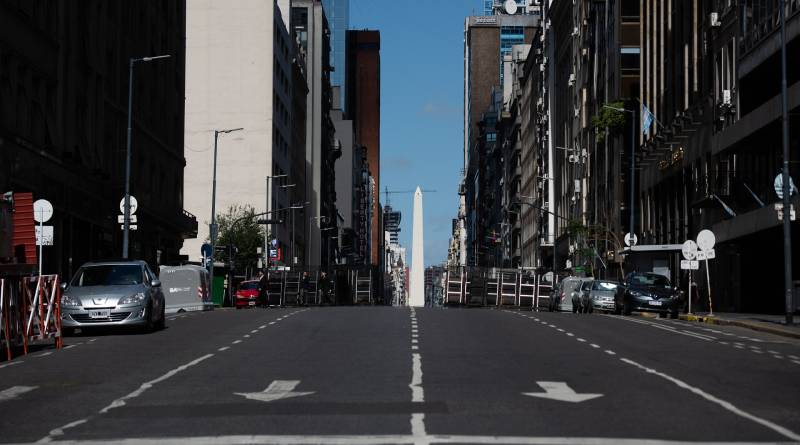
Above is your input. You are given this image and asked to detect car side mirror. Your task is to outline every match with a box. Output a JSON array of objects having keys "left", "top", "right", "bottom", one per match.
[
  {"left": 151, "top": 279, "right": 161, "bottom": 288},
  {"left": 60, "top": 282, "right": 68, "bottom": 291}
]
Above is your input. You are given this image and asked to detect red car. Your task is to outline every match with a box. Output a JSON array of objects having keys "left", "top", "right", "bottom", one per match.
[{"left": 235, "top": 280, "right": 260, "bottom": 308}]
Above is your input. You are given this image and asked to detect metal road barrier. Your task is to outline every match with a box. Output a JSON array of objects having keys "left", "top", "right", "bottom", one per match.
[
  {"left": 441, "top": 266, "right": 555, "bottom": 310},
  {"left": 1, "top": 274, "right": 62, "bottom": 360}
]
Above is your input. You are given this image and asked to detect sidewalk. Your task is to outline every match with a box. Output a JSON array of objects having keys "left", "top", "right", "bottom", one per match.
[{"left": 679, "top": 312, "right": 800, "bottom": 340}]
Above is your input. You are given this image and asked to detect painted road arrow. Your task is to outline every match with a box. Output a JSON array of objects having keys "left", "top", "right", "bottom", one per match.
[
  {"left": 235, "top": 380, "right": 314, "bottom": 402},
  {"left": 0, "top": 386, "right": 37, "bottom": 403},
  {"left": 522, "top": 381, "right": 603, "bottom": 403}
]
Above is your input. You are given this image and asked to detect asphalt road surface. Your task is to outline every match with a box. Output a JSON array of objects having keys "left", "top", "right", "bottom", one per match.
[{"left": 1, "top": 306, "right": 799, "bottom": 444}]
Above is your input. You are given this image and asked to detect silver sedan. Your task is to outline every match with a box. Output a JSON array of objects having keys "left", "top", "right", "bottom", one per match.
[{"left": 60, "top": 260, "right": 166, "bottom": 333}]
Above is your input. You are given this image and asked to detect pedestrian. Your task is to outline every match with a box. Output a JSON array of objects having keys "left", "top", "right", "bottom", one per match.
[
  {"left": 257, "top": 269, "right": 268, "bottom": 307},
  {"left": 318, "top": 271, "right": 331, "bottom": 305},
  {"left": 300, "top": 271, "right": 310, "bottom": 306}
]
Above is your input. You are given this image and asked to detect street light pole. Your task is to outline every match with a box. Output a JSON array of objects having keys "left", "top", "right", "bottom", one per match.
[
  {"left": 779, "top": 0, "right": 793, "bottom": 325},
  {"left": 209, "top": 127, "right": 243, "bottom": 306},
  {"left": 265, "top": 175, "right": 288, "bottom": 268},
  {"left": 123, "top": 54, "right": 170, "bottom": 259}
]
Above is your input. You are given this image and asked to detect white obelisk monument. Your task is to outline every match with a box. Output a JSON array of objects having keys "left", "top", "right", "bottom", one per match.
[{"left": 409, "top": 187, "right": 425, "bottom": 307}]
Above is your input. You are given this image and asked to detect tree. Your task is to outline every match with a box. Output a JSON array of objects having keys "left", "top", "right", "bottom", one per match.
[{"left": 215, "top": 204, "right": 265, "bottom": 273}]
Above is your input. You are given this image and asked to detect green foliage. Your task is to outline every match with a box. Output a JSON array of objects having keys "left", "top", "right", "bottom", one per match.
[
  {"left": 591, "top": 101, "right": 627, "bottom": 143},
  {"left": 215, "top": 204, "right": 265, "bottom": 271}
]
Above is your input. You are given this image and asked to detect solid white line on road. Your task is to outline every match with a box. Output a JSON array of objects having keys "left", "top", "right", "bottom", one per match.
[
  {"left": 0, "top": 385, "right": 37, "bottom": 402},
  {"left": 64, "top": 344, "right": 79, "bottom": 350},
  {"left": 619, "top": 357, "right": 800, "bottom": 442},
  {"left": 23, "top": 434, "right": 800, "bottom": 444},
  {"left": 99, "top": 353, "right": 214, "bottom": 414},
  {"left": 35, "top": 352, "right": 53, "bottom": 358},
  {"left": 615, "top": 316, "right": 717, "bottom": 342},
  {"left": 41, "top": 418, "right": 88, "bottom": 443},
  {"left": 410, "top": 353, "right": 424, "bottom": 402},
  {"left": 218, "top": 347, "right": 230, "bottom": 352},
  {"left": 0, "top": 361, "right": 23, "bottom": 369},
  {"left": 232, "top": 340, "right": 242, "bottom": 344}
]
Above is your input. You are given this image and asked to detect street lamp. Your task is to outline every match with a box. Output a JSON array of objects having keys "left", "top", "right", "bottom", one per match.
[
  {"left": 288, "top": 199, "right": 308, "bottom": 267},
  {"left": 265, "top": 174, "right": 288, "bottom": 267},
  {"left": 209, "top": 127, "right": 243, "bottom": 305},
  {"left": 123, "top": 54, "right": 171, "bottom": 259},
  {"left": 603, "top": 104, "right": 636, "bottom": 249}
]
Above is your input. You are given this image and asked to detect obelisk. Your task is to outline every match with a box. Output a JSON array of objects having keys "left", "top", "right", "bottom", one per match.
[{"left": 409, "top": 187, "right": 425, "bottom": 307}]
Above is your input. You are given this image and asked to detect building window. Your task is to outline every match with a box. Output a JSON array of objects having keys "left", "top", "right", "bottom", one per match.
[{"left": 486, "top": 132, "right": 497, "bottom": 142}]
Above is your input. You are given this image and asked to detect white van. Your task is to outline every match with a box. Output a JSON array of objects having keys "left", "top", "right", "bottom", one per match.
[{"left": 159, "top": 265, "right": 213, "bottom": 314}]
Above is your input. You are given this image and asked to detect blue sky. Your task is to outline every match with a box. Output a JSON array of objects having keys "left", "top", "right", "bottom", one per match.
[{"left": 350, "top": 0, "right": 480, "bottom": 267}]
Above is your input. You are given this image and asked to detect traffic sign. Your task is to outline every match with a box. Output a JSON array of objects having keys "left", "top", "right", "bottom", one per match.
[
  {"left": 774, "top": 174, "right": 797, "bottom": 199},
  {"left": 696, "top": 229, "right": 716, "bottom": 251},
  {"left": 705, "top": 248, "right": 715, "bottom": 259},
  {"left": 120, "top": 224, "right": 138, "bottom": 231},
  {"left": 681, "top": 240, "right": 698, "bottom": 260},
  {"left": 117, "top": 215, "right": 138, "bottom": 223},
  {"left": 119, "top": 196, "right": 138, "bottom": 214},
  {"left": 696, "top": 250, "right": 707, "bottom": 260},
  {"left": 35, "top": 226, "right": 54, "bottom": 246},
  {"left": 680, "top": 260, "right": 699, "bottom": 270},
  {"left": 624, "top": 232, "right": 638, "bottom": 247},
  {"left": 33, "top": 199, "right": 53, "bottom": 223}
]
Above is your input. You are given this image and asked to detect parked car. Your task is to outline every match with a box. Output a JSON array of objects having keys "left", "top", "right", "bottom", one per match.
[
  {"left": 616, "top": 272, "right": 682, "bottom": 318},
  {"left": 589, "top": 280, "right": 621, "bottom": 313},
  {"left": 235, "top": 280, "right": 260, "bottom": 309},
  {"left": 159, "top": 265, "right": 213, "bottom": 314},
  {"left": 572, "top": 278, "right": 596, "bottom": 313},
  {"left": 550, "top": 277, "right": 589, "bottom": 312},
  {"left": 60, "top": 260, "right": 166, "bottom": 333}
]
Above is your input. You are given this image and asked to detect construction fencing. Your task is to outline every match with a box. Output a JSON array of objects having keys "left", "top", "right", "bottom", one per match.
[
  {"left": 1, "top": 274, "right": 63, "bottom": 360},
  {"left": 444, "top": 266, "right": 558, "bottom": 310},
  {"left": 263, "top": 266, "right": 381, "bottom": 307}
]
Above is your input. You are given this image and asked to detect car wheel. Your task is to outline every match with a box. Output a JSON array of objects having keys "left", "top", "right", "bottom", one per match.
[
  {"left": 155, "top": 303, "right": 166, "bottom": 330},
  {"left": 143, "top": 302, "right": 155, "bottom": 333}
]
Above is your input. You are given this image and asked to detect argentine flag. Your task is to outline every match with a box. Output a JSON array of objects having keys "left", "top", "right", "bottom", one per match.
[{"left": 642, "top": 104, "right": 654, "bottom": 136}]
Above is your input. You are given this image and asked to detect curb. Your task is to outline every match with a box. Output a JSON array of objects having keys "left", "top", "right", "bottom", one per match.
[{"left": 679, "top": 314, "right": 800, "bottom": 340}]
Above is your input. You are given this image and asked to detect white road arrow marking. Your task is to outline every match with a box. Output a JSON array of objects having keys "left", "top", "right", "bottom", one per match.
[
  {"left": 235, "top": 380, "right": 314, "bottom": 402},
  {"left": 522, "top": 381, "right": 603, "bottom": 403},
  {"left": 0, "top": 385, "right": 37, "bottom": 402}
]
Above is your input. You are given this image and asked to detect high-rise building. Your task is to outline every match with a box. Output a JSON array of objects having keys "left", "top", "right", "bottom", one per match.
[
  {"left": 346, "top": 30, "right": 381, "bottom": 266},
  {"left": 183, "top": 0, "right": 299, "bottom": 266},
  {"left": 292, "top": 0, "right": 339, "bottom": 268},
  {"left": 383, "top": 205, "right": 401, "bottom": 246},
  {"left": 0, "top": 1, "right": 196, "bottom": 275},
  {"left": 322, "top": 0, "right": 349, "bottom": 107}
]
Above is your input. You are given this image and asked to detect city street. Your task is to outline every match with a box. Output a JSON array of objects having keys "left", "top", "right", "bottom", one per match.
[{"left": 1, "top": 307, "right": 799, "bottom": 444}]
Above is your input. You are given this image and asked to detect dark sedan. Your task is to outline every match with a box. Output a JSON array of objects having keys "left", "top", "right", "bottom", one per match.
[{"left": 616, "top": 272, "right": 682, "bottom": 318}]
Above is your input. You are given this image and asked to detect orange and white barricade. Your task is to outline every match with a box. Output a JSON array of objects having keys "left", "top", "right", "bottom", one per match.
[{"left": 17, "top": 275, "right": 63, "bottom": 355}]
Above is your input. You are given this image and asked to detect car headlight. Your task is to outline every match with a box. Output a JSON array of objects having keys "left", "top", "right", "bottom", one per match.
[
  {"left": 119, "top": 293, "right": 147, "bottom": 305},
  {"left": 61, "top": 295, "right": 82, "bottom": 307},
  {"left": 629, "top": 290, "right": 646, "bottom": 298}
]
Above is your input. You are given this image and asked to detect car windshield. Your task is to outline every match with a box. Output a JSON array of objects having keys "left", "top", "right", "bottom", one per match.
[
  {"left": 592, "top": 281, "right": 618, "bottom": 291},
  {"left": 239, "top": 282, "right": 259, "bottom": 290},
  {"left": 71, "top": 265, "right": 143, "bottom": 286},
  {"left": 629, "top": 274, "right": 671, "bottom": 288}
]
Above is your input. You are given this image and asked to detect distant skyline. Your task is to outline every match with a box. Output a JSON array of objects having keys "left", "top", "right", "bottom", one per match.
[{"left": 350, "top": 0, "right": 478, "bottom": 266}]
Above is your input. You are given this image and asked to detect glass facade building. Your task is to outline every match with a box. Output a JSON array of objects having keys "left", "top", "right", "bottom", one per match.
[{"left": 322, "top": 0, "right": 349, "bottom": 106}]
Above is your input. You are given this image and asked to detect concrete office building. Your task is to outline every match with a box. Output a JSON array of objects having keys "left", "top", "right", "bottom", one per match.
[
  {"left": 183, "top": 0, "right": 299, "bottom": 265},
  {"left": 462, "top": 13, "right": 538, "bottom": 266},
  {"left": 292, "top": 0, "right": 338, "bottom": 268},
  {"left": 346, "top": 30, "right": 381, "bottom": 266},
  {"left": 0, "top": 1, "right": 196, "bottom": 275}
]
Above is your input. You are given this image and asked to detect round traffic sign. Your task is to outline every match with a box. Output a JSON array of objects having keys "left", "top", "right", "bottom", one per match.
[
  {"left": 696, "top": 229, "right": 716, "bottom": 251},
  {"left": 774, "top": 174, "right": 796, "bottom": 200},
  {"left": 681, "top": 240, "right": 698, "bottom": 260},
  {"left": 33, "top": 199, "right": 53, "bottom": 223},
  {"left": 119, "top": 196, "right": 138, "bottom": 214},
  {"left": 624, "top": 232, "right": 638, "bottom": 247}
]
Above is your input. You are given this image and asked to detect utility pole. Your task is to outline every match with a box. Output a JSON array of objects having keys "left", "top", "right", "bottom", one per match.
[
  {"left": 209, "top": 127, "right": 243, "bottom": 306},
  {"left": 780, "top": 0, "right": 793, "bottom": 325},
  {"left": 123, "top": 54, "right": 170, "bottom": 259}
]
